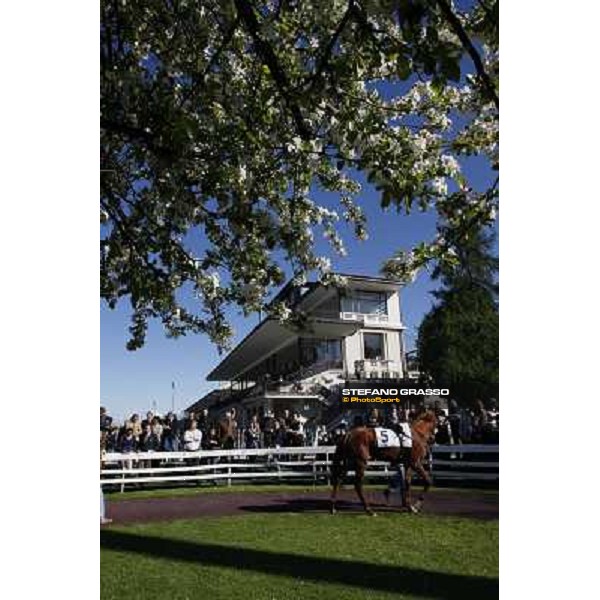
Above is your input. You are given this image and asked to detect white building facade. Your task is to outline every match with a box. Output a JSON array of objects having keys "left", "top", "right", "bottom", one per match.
[{"left": 198, "top": 274, "right": 408, "bottom": 421}]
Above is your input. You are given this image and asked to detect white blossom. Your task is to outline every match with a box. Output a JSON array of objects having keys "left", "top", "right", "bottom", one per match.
[
  {"left": 431, "top": 177, "right": 448, "bottom": 195},
  {"left": 315, "top": 256, "right": 332, "bottom": 272},
  {"left": 441, "top": 155, "right": 461, "bottom": 177}
]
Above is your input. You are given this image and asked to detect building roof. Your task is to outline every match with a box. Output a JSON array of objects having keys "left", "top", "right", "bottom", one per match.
[{"left": 206, "top": 317, "right": 361, "bottom": 381}]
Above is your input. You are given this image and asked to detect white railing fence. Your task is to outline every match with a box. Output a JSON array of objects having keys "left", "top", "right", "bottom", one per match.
[{"left": 101, "top": 445, "right": 498, "bottom": 492}]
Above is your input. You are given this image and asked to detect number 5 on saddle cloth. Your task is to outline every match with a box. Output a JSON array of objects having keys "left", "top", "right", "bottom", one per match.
[{"left": 375, "top": 424, "right": 412, "bottom": 448}]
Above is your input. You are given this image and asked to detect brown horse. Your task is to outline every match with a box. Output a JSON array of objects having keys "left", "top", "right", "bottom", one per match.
[{"left": 330, "top": 410, "right": 437, "bottom": 516}]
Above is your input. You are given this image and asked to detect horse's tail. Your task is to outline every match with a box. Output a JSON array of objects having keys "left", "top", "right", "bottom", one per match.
[{"left": 331, "top": 434, "right": 349, "bottom": 485}]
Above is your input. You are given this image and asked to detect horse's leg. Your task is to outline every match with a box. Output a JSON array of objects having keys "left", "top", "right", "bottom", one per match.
[
  {"left": 411, "top": 460, "right": 432, "bottom": 513},
  {"left": 330, "top": 463, "right": 342, "bottom": 515},
  {"left": 397, "top": 461, "right": 408, "bottom": 509},
  {"left": 330, "top": 451, "right": 344, "bottom": 515},
  {"left": 354, "top": 460, "right": 376, "bottom": 516},
  {"left": 404, "top": 464, "right": 414, "bottom": 511},
  {"left": 384, "top": 457, "right": 403, "bottom": 507}
]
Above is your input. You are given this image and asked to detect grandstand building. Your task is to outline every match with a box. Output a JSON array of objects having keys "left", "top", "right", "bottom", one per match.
[{"left": 186, "top": 273, "right": 408, "bottom": 424}]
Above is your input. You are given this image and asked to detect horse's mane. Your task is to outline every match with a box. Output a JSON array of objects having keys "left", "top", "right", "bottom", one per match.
[
  {"left": 411, "top": 410, "right": 437, "bottom": 434},
  {"left": 412, "top": 409, "right": 437, "bottom": 424}
]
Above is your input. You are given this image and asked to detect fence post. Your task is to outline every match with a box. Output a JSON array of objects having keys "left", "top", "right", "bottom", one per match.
[
  {"left": 227, "top": 466, "right": 231, "bottom": 487},
  {"left": 428, "top": 448, "right": 434, "bottom": 482}
]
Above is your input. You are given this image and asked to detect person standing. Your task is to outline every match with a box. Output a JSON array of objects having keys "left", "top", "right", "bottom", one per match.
[
  {"left": 246, "top": 414, "right": 261, "bottom": 449},
  {"left": 183, "top": 420, "right": 202, "bottom": 452},
  {"left": 140, "top": 423, "right": 161, "bottom": 469},
  {"left": 447, "top": 400, "right": 462, "bottom": 445},
  {"left": 100, "top": 406, "right": 112, "bottom": 432},
  {"left": 100, "top": 431, "right": 112, "bottom": 525},
  {"left": 219, "top": 410, "right": 237, "bottom": 450},
  {"left": 162, "top": 412, "right": 181, "bottom": 452},
  {"left": 183, "top": 420, "right": 203, "bottom": 479},
  {"left": 289, "top": 412, "right": 305, "bottom": 446},
  {"left": 197, "top": 408, "right": 210, "bottom": 437},
  {"left": 105, "top": 424, "right": 120, "bottom": 452},
  {"left": 472, "top": 400, "right": 489, "bottom": 443},
  {"left": 367, "top": 408, "right": 382, "bottom": 427},
  {"left": 274, "top": 419, "right": 286, "bottom": 448},
  {"left": 125, "top": 413, "right": 143, "bottom": 441},
  {"left": 141, "top": 411, "right": 155, "bottom": 431},
  {"left": 387, "top": 406, "right": 400, "bottom": 430},
  {"left": 204, "top": 427, "right": 220, "bottom": 451},
  {"left": 261, "top": 409, "right": 276, "bottom": 448}
]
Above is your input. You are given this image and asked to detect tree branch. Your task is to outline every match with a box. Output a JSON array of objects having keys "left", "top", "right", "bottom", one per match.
[
  {"left": 303, "top": 0, "right": 355, "bottom": 91},
  {"left": 101, "top": 117, "right": 176, "bottom": 162},
  {"left": 433, "top": 0, "right": 499, "bottom": 109},
  {"left": 234, "top": 0, "right": 312, "bottom": 140}
]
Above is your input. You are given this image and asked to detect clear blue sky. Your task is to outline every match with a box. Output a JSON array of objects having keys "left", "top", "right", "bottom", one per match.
[{"left": 101, "top": 157, "right": 496, "bottom": 423}]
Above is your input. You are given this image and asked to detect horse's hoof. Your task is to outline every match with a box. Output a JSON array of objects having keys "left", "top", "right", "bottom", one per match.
[
  {"left": 330, "top": 508, "right": 336, "bottom": 516},
  {"left": 367, "top": 511, "right": 377, "bottom": 517},
  {"left": 409, "top": 504, "right": 419, "bottom": 514}
]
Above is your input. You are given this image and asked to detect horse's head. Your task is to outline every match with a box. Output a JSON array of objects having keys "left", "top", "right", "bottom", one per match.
[{"left": 412, "top": 409, "right": 438, "bottom": 440}]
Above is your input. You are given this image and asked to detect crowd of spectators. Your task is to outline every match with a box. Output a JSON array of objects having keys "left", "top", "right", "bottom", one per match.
[
  {"left": 100, "top": 397, "right": 499, "bottom": 455},
  {"left": 351, "top": 399, "right": 499, "bottom": 445},
  {"left": 100, "top": 405, "right": 316, "bottom": 453},
  {"left": 101, "top": 407, "right": 217, "bottom": 453}
]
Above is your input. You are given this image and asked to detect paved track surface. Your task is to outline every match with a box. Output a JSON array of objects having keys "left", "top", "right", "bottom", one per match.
[{"left": 105, "top": 489, "right": 498, "bottom": 525}]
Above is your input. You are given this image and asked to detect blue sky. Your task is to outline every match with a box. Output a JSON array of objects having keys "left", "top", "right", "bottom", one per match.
[
  {"left": 101, "top": 51, "right": 497, "bottom": 423},
  {"left": 101, "top": 158, "right": 496, "bottom": 423}
]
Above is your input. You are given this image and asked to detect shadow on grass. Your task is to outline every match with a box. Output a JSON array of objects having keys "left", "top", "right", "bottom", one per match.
[
  {"left": 240, "top": 497, "right": 398, "bottom": 514},
  {"left": 239, "top": 497, "right": 498, "bottom": 521},
  {"left": 101, "top": 530, "right": 498, "bottom": 599}
]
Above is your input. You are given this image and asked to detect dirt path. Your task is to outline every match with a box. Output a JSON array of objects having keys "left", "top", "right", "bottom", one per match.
[{"left": 105, "top": 489, "right": 498, "bottom": 525}]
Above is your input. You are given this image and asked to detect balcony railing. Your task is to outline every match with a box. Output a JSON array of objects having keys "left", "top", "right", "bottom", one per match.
[
  {"left": 263, "top": 381, "right": 324, "bottom": 396},
  {"left": 243, "top": 359, "right": 344, "bottom": 399},
  {"left": 354, "top": 359, "right": 401, "bottom": 379},
  {"left": 363, "top": 313, "right": 390, "bottom": 324},
  {"left": 315, "top": 310, "right": 393, "bottom": 325},
  {"left": 242, "top": 380, "right": 328, "bottom": 398}
]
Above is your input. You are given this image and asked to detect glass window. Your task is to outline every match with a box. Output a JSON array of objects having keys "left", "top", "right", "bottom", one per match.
[
  {"left": 341, "top": 291, "right": 387, "bottom": 315},
  {"left": 363, "top": 333, "right": 385, "bottom": 360},
  {"left": 300, "top": 338, "right": 342, "bottom": 366},
  {"left": 318, "top": 339, "right": 342, "bottom": 363}
]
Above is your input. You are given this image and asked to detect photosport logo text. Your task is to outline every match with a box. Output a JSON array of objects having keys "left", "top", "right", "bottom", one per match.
[{"left": 338, "top": 380, "right": 450, "bottom": 406}]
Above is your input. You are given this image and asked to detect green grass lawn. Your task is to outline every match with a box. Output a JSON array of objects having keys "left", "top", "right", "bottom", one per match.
[{"left": 101, "top": 512, "right": 498, "bottom": 600}]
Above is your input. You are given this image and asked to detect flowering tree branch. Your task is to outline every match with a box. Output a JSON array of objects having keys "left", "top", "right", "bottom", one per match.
[
  {"left": 433, "top": 0, "right": 499, "bottom": 109},
  {"left": 101, "top": 0, "right": 499, "bottom": 350},
  {"left": 234, "top": 0, "right": 312, "bottom": 139}
]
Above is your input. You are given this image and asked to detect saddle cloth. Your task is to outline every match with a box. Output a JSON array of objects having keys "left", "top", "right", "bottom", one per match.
[
  {"left": 374, "top": 427, "right": 400, "bottom": 448},
  {"left": 397, "top": 422, "right": 413, "bottom": 448}
]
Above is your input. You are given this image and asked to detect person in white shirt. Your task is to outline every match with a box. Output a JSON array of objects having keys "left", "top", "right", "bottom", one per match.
[{"left": 183, "top": 420, "right": 202, "bottom": 451}]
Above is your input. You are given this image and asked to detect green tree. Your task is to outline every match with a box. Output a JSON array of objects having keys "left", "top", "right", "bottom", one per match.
[
  {"left": 417, "top": 226, "right": 498, "bottom": 405},
  {"left": 101, "top": 0, "right": 499, "bottom": 350}
]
